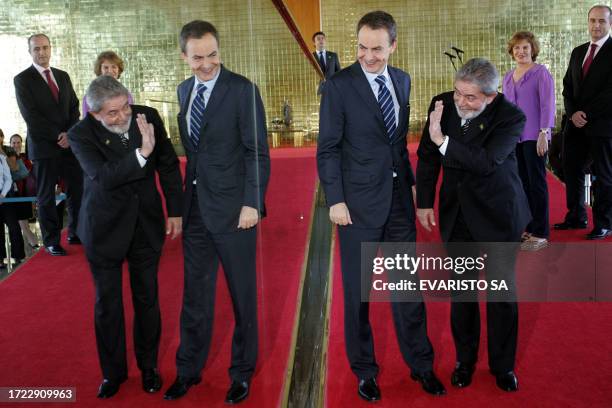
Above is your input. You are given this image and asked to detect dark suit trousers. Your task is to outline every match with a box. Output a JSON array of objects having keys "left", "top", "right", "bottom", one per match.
[
  {"left": 562, "top": 127, "right": 612, "bottom": 228},
  {"left": 33, "top": 154, "right": 83, "bottom": 246},
  {"left": 87, "top": 219, "right": 161, "bottom": 380},
  {"left": 516, "top": 141, "right": 549, "bottom": 238},
  {"left": 447, "top": 210, "right": 519, "bottom": 374},
  {"left": 176, "top": 191, "right": 258, "bottom": 382},
  {"left": 337, "top": 179, "right": 434, "bottom": 379},
  {"left": 0, "top": 202, "right": 25, "bottom": 260}
]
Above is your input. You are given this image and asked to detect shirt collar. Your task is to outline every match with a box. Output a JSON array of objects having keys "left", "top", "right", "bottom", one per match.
[
  {"left": 591, "top": 33, "right": 610, "bottom": 48},
  {"left": 361, "top": 64, "right": 390, "bottom": 86},
  {"left": 194, "top": 66, "right": 221, "bottom": 92},
  {"left": 32, "top": 62, "right": 51, "bottom": 75}
]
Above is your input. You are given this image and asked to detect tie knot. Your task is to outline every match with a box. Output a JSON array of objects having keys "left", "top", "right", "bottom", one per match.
[
  {"left": 196, "top": 83, "right": 207, "bottom": 95},
  {"left": 375, "top": 75, "right": 386, "bottom": 86}
]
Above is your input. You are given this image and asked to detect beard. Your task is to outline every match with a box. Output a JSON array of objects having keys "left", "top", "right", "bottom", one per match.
[
  {"left": 454, "top": 103, "right": 487, "bottom": 120},
  {"left": 101, "top": 115, "right": 132, "bottom": 134}
]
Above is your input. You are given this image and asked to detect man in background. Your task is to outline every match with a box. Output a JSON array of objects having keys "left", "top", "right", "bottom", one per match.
[
  {"left": 14, "top": 33, "right": 83, "bottom": 256},
  {"left": 313, "top": 31, "right": 341, "bottom": 95},
  {"left": 557, "top": 5, "right": 612, "bottom": 239}
]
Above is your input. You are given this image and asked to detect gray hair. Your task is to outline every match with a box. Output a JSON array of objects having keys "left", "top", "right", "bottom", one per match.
[
  {"left": 455, "top": 58, "right": 499, "bottom": 95},
  {"left": 85, "top": 75, "right": 129, "bottom": 112}
]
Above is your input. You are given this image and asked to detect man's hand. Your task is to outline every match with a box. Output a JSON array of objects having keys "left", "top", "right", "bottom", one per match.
[
  {"left": 57, "top": 132, "right": 69, "bottom": 149},
  {"left": 238, "top": 206, "right": 259, "bottom": 229},
  {"left": 536, "top": 131, "right": 549, "bottom": 157},
  {"left": 137, "top": 113, "right": 156, "bottom": 157},
  {"left": 571, "top": 111, "right": 587, "bottom": 128},
  {"left": 329, "top": 202, "right": 352, "bottom": 226},
  {"left": 428, "top": 100, "right": 445, "bottom": 146},
  {"left": 416, "top": 208, "right": 436, "bottom": 232},
  {"left": 166, "top": 217, "right": 182, "bottom": 239}
]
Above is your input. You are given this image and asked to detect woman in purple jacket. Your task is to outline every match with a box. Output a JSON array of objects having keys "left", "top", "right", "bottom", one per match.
[{"left": 503, "top": 31, "right": 555, "bottom": 251}]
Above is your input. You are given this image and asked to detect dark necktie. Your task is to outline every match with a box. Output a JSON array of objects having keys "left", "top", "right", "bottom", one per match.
[
  {"left": 119, "top": 133, "right": 129, "bottom": 149},
  {"left": 375, "top": 75, "right": 397, "bottom": 138},
  {"left": 582, "top": 43, "right": 598, "bottom": 77},
  {"left": 461, "top": 119, "right": 471, "bottom": 137},
  {"left": 319, "top": 52, "right": 326, "bottom": 71},
  {"left": 189, "top": 83, "right": 207, "bottom": 149},
  {"left": 43, "top": 69, "right": 59, "bottom": 102}
]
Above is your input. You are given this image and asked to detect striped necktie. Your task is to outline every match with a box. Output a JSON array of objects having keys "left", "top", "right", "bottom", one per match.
[
  {"left": 461, "top": 119, "right": 471, "bottom": 137},
  {"left": 189, "top": 83, "right": 207, "bottom": 149},
  {"left": 119, "top": 133, "right": 129, "bottom": 149},
  {"left": 375, "top": 75, "right": 396, "bottom": 138}
]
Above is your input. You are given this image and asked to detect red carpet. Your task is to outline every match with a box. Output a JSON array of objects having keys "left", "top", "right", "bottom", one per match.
[
  {"left": 0, "top": 148, "right": 317, "bottom": 407},
  {"left": 325, "top": 146, "right": 612, "bottom": 407}
]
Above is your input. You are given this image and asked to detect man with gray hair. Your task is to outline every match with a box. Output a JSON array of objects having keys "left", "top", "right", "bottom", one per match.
[
  {"left": 68, "top": 75, "right": 183, "bottom": 399},
  {"left": 416, "top": 58, "right": 530, "bottom": 392}
]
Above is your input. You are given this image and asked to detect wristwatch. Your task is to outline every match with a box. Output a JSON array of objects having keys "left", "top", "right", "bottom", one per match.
[{"left": 436, "top": 135, "right": 447, "bottom": 147}]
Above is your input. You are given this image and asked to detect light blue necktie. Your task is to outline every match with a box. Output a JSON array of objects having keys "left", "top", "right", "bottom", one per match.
[
  {"left": 189, "top": 83, "right": 207, "bottom": 149},
  {"left": 375, "top": 75, "right": 396, "bottom": 138}
]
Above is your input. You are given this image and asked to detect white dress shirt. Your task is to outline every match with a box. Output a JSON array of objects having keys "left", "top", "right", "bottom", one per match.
[
  {"left": 186, "top": 69, "right": 221, "bottom": 137},
  {"left": 361, "top": 65, "right": 400, "bottom": 126},
  {"left": 32, "top": 62, "right": 59, "bottom": 88},
  {"left": 582, "top": 33, "right": 610, "bottom": 65}
]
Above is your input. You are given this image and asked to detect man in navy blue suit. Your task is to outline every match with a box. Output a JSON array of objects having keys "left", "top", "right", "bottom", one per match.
[
  {"left": 317, "top": 10, "right": 444, "bottom": 402},
  {"left": 164, "top": 20, "right": 270, "bottom": 404}
]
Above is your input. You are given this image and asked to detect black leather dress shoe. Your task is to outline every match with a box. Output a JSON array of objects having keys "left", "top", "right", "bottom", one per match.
[
  {"left": 587, "top": 228, "right": 612, "bottom": 240},
  {"left": 553, "top": 220, "right": 588, "bottom": 230},
  {"left": 142, "top": 368, "right": 162, "bottom": 393},
  {"left": 97, "top": 377, "right": 127, "bottom": 399},
  {"left": 45, "top": 245, "right": 66, "bottom": 256},
  {"left": 67, "top": 235, "right": 81, "bottom": 245},
  {"left": 163, "top": 376, "right": 201, "bottom": 400},
  {"left": 494, "top": 371, "right": 518, "bottom": 392},
  {"left": 225, "top": 381, "right": 249, "bottom": 404},
  {"left": 410, "top": 371, "right": 446, "bottom": 396},
  {"left": 451, "top": 362, "right": 475, "bottom": 388},
  {"left": 358, "top": 378, "right": 380, "bottom": 402}
]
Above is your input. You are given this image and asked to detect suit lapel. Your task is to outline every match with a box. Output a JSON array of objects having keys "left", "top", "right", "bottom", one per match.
[
  {"left": 200, "top": 66, "right": 230, "bottom": 131},
  {"left": 127, "top": 114, "right": 142, "bottom": 152},
  {"left": 30, "top": 65, "right": 57, "bottom": 105},
  {"left": 349, "top": 63, "right": 386, "bottom": 139},
  {"left": 583, "top": 37, "right": 612, "bottom": 81},
  {"left": 573, "top": 42, "right": 589, "bottom": 82},
  {"left": 388, "top": 67, "right": 408, "bottom": 142},
  {"left": 178, "top": 77, "right": 195, "bottom": 152}
]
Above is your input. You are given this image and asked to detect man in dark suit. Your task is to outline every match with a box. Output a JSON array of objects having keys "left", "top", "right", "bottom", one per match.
[
  {"left": 317, "top": 11, "right": 445, "bottom": 402},
  {"left": 14, "top": 33, "right": 83, "bottom": 256},
  {"left": 556, "top": 5, "right": 612, "bottom": 239},
  {"left": 68, "top": 75, "right": 183, "bottom": 399},
  {"left": 313, "top": 31, "right": 341, "bottom": 95},
  {"left": 163, "top": 20, "right": 270, "bottom": 404},
  {"left": 416, "top": 58, "right": 530, "bottom": 392}
]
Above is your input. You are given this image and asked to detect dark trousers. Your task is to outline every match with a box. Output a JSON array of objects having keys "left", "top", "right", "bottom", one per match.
[
  {"left": 176, "top": 191, "right": 258, "bottom": 382},
  {"left": 87, "top": 220, "right": 161, "bottom": 380},
  {"left": 516, "top": 141, "right": 550, "bottom": 238},
  {"left": 562, "top": 127, "right": 612, "bottom": 228},
  {"left": 337, "top": 180, "right": 434, "bottom": 379},
  {"left": 33, "top": 154, "right": 83, "bottom": 246},
  {"left": 0, "top": 202, "right": 25, "bottom": 260},
  {"left": 447, "top": 210, "right": 518, "bottom": 374}
]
